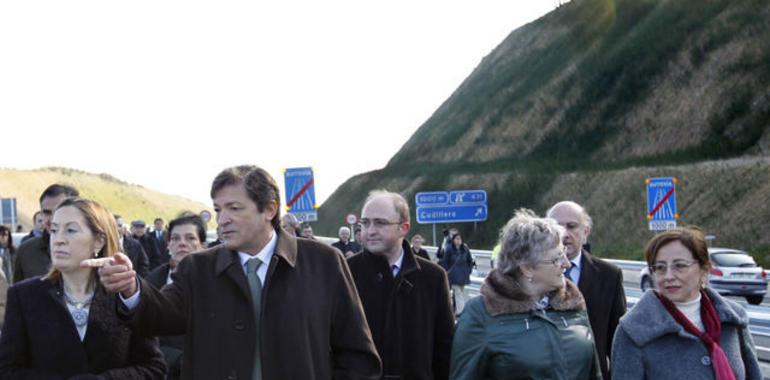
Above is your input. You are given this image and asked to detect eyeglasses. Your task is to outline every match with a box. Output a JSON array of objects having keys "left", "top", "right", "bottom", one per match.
[
  {"left": 649, "top": 260, "right": 698, "bottom": 275},
  {"left": 359, "top": 218, "right": 402, "bottom": 229},
  {"left": 537, "top": 251, "right": 569, "bottom": 267}
]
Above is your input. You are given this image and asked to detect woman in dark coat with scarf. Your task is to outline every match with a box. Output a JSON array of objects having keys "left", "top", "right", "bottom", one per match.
[
  {"left": 439, "top": 232, "right": 474, "bottom": 315},
  {"left": 612, "top": 227, "right": 761, "bottom": 379},
  {"left": 0, "top": 198, "right": 166, "bottom": 379}
]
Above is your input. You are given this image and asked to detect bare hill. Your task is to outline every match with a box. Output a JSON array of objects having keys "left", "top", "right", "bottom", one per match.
[{"left": 0, "top": 167, "right": 212, "bottom": 230}]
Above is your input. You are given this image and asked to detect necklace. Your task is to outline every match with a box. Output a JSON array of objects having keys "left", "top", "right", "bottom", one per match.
[{"left": 63, "top": 289, "right": 95, "bottom": 328}]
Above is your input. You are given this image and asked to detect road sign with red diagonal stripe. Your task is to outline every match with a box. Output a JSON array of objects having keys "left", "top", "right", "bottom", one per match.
[{"left": 284, "top": 167, "right": 318, "bottom": 222}]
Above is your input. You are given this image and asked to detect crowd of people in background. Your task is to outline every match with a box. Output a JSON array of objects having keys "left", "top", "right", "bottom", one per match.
[{"left": 0, "top": 167, "right": 763, "bottom": 379}]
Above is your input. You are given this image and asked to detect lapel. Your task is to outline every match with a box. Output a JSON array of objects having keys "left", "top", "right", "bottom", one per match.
[
  {"left": 215, "top": 246, "right": 252, "bottom": 302},
  {"left": 213, "top": 229, "right": 298, "bottom": 302},
  {"left": 396, "top": 240, "right": 420, "bottom": 283},
  {"left": 577, "top": 250, "right": 597, "bottom": 298},
  {"left": 45, "top": 280, "right": 90, "bottom": 366}
]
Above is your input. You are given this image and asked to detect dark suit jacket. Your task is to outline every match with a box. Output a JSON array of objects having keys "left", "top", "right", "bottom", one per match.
[
  {"left": 150, "top": 230, "right": 168, "bottom": 258},
  {"left": 133, "top": 235, "right": 165, "bottom": 272},
  {"left": 123, "top": 237, "right": 150, "bottom": 278},
  {"left": 126, "top": 229, "right": 381, "bottom": 380},
  {"left": 577, "top": 250, "right": 626, "bottom": 380},
  {"left": 13, "top": 234, "right": 50, "bottom": 283},
  {"left": 347, "top": 240, "right": 454, "bottom": 380},
  {"left": 146, "top": 264, "right": 183, "bottom": 380},
  {"left": 0, "top": 277, "right": 166, "bottom": 379},
  {"left": 412, "top": 247, "right": 430, "bottom": 261}
]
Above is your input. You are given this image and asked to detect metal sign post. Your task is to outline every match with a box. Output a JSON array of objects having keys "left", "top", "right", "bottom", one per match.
[{"left": 346, "top": 213, "right": 357, "bottom": 242}]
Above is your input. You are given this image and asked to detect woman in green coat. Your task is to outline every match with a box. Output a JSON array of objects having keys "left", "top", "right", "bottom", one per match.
[{"left": 449, "top": 209, "right": 601, "bottom": 380}]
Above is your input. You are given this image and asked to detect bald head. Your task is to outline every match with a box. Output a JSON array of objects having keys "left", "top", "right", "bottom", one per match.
[{"left": 546, "top": 201, "right": 592, "bottom": 260}]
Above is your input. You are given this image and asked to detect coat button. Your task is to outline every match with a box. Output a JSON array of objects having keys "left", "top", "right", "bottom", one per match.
[
  {"left": 227, "top": 371, "right": 237, "bottom": 380},
  {"left": 234, "top": 320, "right": 245, "bottom": 330},
  {"left": 701, "top": 356, "right": 711, "bottom": 366}
]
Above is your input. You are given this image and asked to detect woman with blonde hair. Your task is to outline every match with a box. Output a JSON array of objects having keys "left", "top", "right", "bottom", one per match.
[{"left": 0, "top": 198, "right": 166, "bottom": 379}]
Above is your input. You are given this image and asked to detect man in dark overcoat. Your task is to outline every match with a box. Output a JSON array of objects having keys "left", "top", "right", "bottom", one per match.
[
  {"left": 547, "top": 201, "right": 627, "bottom": 380},
  {"left": 347, "top": 190, "right": 454, "bottom": 380},
  {"left": 90, "top": 165, "right": 381, "bottom": 380},
  {"left": 14, "top": 184, "right": 79, "bottom": 283}
]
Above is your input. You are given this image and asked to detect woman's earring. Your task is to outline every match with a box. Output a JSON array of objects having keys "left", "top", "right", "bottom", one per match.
[
  {"left": 527, "top": 276, "right": 533, "bottom": 283},
  {"left": 94, "top": 250, "right": 99, "bottom": 258}
]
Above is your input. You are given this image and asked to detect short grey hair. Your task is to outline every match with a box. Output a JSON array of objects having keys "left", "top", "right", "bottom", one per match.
[
  {"left": 363, "top": 190, "right": 410, "bottom": 224},
  {"left": 281, "top": 213, "right": 300, "bottom": 228},
  {"left": 546, "top": 200, "right": 593, "bottom": 229},
  {"left": 338, "top": 226, "right": 351, "bottom": 235},
  {"left": 497, "top": 209, "right": 565, "bottom": 277}
]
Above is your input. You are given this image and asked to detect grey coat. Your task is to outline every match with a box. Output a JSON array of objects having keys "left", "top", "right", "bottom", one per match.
[{"left": 611, "top": 288, "right": 761, "bottom": 380}]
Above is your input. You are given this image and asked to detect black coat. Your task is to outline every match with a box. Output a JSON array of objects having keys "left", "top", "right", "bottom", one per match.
[
  {"left": 13, "top": 234, "right": 50, "bottom": 283},
  {"left": 0, "top": 277, "right": 166, "bottom": 379},
  {"left": 439, "top": 244, "right": 474, "bottom": 286},
  {"left": 133, "top": 235, "right": 165, "bottom": 271},
  {"left": 150, "top": 230, "right": 168, "bottom": 259},
  {"left": 576, "top": 250, "right": 627, "bottom": 380},
  {"left": 347, "top": 240, "right": 455, "bottom": 380},
  {"left": 412, "top": 247, "right": 430, "bottom": 261},
  {"left": 126, "top": 229, "right": 381, "bottom": 380},
  {"left": 145, "top": 264, "right": 183, "bottom": 380},
  {"left": 123, "top": 237, "right": 150, "bottom": 278},
  {"left": 331, "top": 240, "right": 362, "bottom": 256}
]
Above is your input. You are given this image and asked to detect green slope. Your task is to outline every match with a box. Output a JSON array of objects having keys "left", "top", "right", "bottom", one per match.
[{"left": 318, "top": 0, "right": 770, "bottom": 262}]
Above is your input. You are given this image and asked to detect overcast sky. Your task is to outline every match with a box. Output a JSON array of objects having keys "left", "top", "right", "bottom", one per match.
[{"left": 1, "top": 1, "right": 555, "bottom": 207}]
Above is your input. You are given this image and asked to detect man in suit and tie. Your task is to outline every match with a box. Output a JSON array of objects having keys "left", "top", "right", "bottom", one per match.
[
  {"left": 547, "top": 201, "right": 626, "bottom": 380},
  {"left": 89, "top": 165, "right": 381, "bottom": 379},
  {"left": 152, "top": 218, "right": 169, "bottom": 255},
  {"left": 347, "top": 191, "right": 454, "bottom": 379}
]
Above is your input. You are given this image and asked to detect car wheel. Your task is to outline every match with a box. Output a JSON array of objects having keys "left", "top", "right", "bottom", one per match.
[
  {"left": 640, "top": 276, "right": 653, "bottom": 292},
  {"left": 746, "top": 295, "right": 764, "bottom": 305}
]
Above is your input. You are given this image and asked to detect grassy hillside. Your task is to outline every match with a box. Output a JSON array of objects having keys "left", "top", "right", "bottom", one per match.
[
  {"left": 320, "top": 157, "right": 770, "bottom": 263},
  {"left": 389, "top": 0, "right": 770, "bottom": 167},
  {"left": 0, "top": 167, "right": 213, "bottom": 230},
  {"left": 318, "top": 0, "right": 770, "bottom": 264}
]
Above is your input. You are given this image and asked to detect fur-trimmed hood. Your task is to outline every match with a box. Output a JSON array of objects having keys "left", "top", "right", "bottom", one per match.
[{"left": 480, "top": 269, "right": 586, "bottom": 316}]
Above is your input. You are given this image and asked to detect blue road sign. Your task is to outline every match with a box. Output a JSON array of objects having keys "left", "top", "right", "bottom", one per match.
[
  {"left": 415, "top": 189, "right": 488, "bottom": 224},
  {"left": 449, "top": 190, "right": 487, "bottom": 204},
  {"left": 284, "top": 167, "right": 317, "bottom": 222},
  {"left": 0, "top": 198, "right": 17, "bottom": 226},
  {"left": 646, "top": 177, "right": 678, "bottom": 230},
  {"left": 415, "top": 191, "right": 449, "bottom": 206},
  {"left": 417, "top": 204, "right": 488, "bottom": 224}
]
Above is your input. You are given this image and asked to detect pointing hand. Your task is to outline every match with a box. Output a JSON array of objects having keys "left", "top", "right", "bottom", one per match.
[{"left": 81, "top": 252, "right": 138, "bottom": 298}]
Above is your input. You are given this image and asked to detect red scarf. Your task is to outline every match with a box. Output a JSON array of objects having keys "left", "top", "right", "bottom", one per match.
[{"left": 656, "top": 290, "right": 736, "bottom": 380}]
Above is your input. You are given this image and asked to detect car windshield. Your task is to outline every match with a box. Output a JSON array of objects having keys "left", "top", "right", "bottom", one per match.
[{"left": 711, "top": 252, "right": 757, "bottom": 268}]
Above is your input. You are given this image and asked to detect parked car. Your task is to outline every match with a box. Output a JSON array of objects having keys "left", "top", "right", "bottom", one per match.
[{"left": 640, "top": 247, "right": 768, "bottom": 305}]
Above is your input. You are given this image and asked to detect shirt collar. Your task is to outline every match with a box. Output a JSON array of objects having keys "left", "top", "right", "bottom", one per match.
[
  {"left": 237, "top": 231, "right": 277, "bottom": 268},
  {"left": 391, "top": 248, "right": 405, "bottom": 275},
  {"left": 570, "top": 250, "right": 583, "bottom": 269}
]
